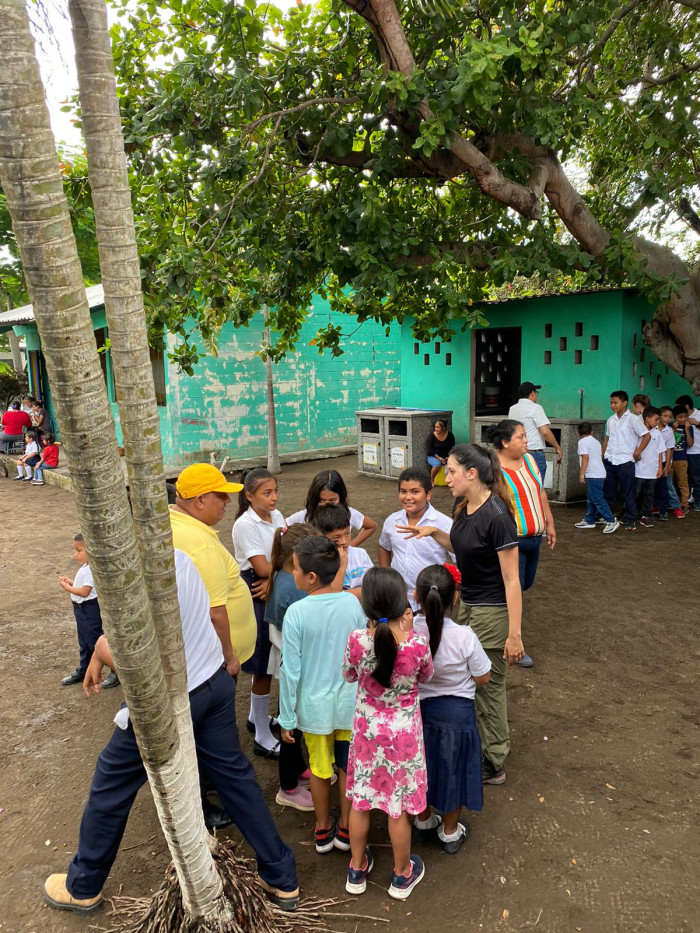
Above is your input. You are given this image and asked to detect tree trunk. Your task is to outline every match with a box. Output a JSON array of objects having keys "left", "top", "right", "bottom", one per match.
[
  {"left": 264, "top": 306, "right": 281, "bottom": 474},
  {"left": 0, "top": 0, "right": 230, "bottom": 924}
]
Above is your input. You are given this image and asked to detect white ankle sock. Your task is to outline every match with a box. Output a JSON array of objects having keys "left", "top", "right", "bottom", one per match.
[
  {"left": 438, "top": 823, "right": 465, "bottom": 843},
  {"left": 414, "top": 812, "right": 440, "bottom": 830},
  {"left": 251, "top": 693, "right": 276, "bottom": 749}
]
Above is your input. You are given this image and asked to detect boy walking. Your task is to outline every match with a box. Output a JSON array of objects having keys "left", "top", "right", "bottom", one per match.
[
  {"left": 279, "top": 536, "right": 366, "bottom": 854},
  {"left": 602, "top": 390, "right": 650, "bottom": 531},
  {"left": 634, "top": 407, "right": 664, "bottom": 527},
  {"left": 574, "top": 422, "right": 619, "bottom": 533},
  {"left": 58, "top": 534, "right": 119, "bottom": 689}
]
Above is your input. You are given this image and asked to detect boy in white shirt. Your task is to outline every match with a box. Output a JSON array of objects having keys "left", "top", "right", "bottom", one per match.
[
  {"left": 312, "top": 505, "right": 373, "bottom": 598},
  {"left": 378, "top": 468, "right": 454, "bottom": 609},
  {"left": 634, "top": 407, "right": 664, "bottom": 527},
  {"left": 654, "top": 407, "right": 683, "bottom": 519},
  {"left": 602, "top": 389, "right": 650, "bottom": 532},
  {"left": 575, "top": 423, "right": 619, "bottom": 533}
]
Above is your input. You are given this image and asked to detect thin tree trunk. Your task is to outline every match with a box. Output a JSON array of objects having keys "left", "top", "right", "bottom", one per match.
[
  {"left": 68, "top": 0, "right": 228, "bottom": 917},
  {"left": 0, "top": 1, "right": 230, "bottom": 924},
  {"left": 264, "top": 306, "right": 281, "bottom": 474}
]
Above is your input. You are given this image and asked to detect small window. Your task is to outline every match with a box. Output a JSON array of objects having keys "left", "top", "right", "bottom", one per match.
[
  {"left": 590, "top": 335, "right": 599, "bottom": 350},
  {"left": 574, "top": 350, "right": 582, "bottom": 365},
  {"left": 642, "top": 319, "right": 647, "bottom": 329},
  {"left": 544, "top": 350, "right": 552, "bottom": 365},
  {"left": 434, "top": 342, "right": 441, "bottom": 354},
  {"left": 575, "top": 322, "right": 583, "bottom": 337},
  {"left": 639, "top": 376, "right": 645, "bottom": 390},
  {"left": 445, "top": 353, "right": 452, "bottom": 366},
  {"left": 656, "top": 375, "right": 662, "bottom": 389},
  {"left": 424, "top": 353, "right": 430, "bottom": 366},
  {"left": 665, "top": 365, "right": 669, "bottom": 374},
  {"left": 633, "top": 333, "right": 638, "bottom": 349},
  {"left": 414, "top": 342, "right": 419, "bottom": 355},
  {"left": 632, "top": 362, "right": 637, "bottom": 377},
  {"left": 150, "top": 346, "right": 167, "bottom": 407},
  {"left": 544, "top": 323, "right": 552, "bottom": 338},
  {"left": 649, "top": 363, "right": 654, "bottom": 375},
  {"left": 480, "top": 372, "right": 486, "bottom": 383},
  {"left": 640, "top": 348, "right": 646, "bottom": 362},
  {"left": 560, "top": 337, "right": 567, "bottom": 351}
]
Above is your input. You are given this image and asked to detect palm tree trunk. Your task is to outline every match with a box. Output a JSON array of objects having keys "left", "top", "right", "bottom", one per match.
[{"left": 0, "top": 0, "right": 229, "bottom": 923}]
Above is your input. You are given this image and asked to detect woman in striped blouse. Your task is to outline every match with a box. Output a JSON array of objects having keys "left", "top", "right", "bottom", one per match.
[{"left": 491, "top": 420, "right": 557, "bottom": 669}]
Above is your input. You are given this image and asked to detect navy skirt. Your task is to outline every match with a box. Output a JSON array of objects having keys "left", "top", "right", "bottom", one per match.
[
  {"left": 239, "top": 568, "right": 272, "bottom": 677},
  {"left": 421, "top": 695, "right": 483, "bottom": 813}
]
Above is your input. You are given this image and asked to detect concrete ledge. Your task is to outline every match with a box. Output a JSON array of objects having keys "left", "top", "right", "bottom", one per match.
[{"left": 4, "top": 445, "right": 358, "bottom": 489}]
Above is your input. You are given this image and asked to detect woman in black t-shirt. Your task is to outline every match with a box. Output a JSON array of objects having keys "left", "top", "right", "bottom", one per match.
[
  {"left": 426, "top": 419, "right": 456, "bottom": 485},
  {"left": 397, "top": 443, "right": 523, "bottom": 786}
]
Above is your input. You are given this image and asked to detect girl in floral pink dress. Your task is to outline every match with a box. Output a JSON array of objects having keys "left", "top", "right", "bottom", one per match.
[{"left": 342, "top": 567, "right": 433, "bottom": 901}]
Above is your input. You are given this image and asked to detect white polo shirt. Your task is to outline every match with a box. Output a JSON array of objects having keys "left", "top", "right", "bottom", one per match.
[
  {"left": 507, "top": 398, "right": 549, "bottom": 451},
  {"left": 174, "top": 549, "right": 225, "bottom": 692},
  {"left": 577, "top": 434, "right": 606, "bottom": 479},
  {"left": 661, "top": 424, "right": 675, "bottom": 462},
  {"left": 635, "top": 427, "right": 664, "bottom": 479},
  {"left": 232, "top": 508, "right": 286, "bottom": 571},
  {"left": 604, "top": 410, "right": 649, "bottom": 465},
  {"left": 71, "top": 563, "right": 97, "bottom": 603},
  {"left": 379, "top": 503, "right": 454, "bottom": 610},
  {"left": 686, "top": 409, "right": 700, "bottom": 456}
]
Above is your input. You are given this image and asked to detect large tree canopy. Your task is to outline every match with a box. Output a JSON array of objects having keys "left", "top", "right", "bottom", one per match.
[{"left": 108, "top": 0, "right": 700, "bottom": 382}]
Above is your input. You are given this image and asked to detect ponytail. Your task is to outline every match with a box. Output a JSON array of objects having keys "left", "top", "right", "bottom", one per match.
[
  {"left": 264, "top": 522, "right": 317, "bottom": 601},
  {"left": 361, "top": 567, "right": 407, "bottom": 689},
  {"left": 234, "top": 468, "right": 274, "bottom": 522},
  {"left": 416, "top": 564, "right": 456, "bottom": 658},
  {"left": 450, "top": 443, "right": 514, "bottom": 518}
]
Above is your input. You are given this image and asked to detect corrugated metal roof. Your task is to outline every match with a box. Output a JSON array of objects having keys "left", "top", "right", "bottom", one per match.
[{"left": 0, "top": 284, "right": 105, "bottom": 329}]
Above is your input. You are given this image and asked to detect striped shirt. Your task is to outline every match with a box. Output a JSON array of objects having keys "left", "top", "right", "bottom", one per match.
[{"left": 501, "top": 453, "right": 545, "bottom": 538}]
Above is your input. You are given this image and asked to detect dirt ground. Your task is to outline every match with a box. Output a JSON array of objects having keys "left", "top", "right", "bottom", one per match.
[{"left": 1, "top": 453, "right": 699, "bottom": 933}]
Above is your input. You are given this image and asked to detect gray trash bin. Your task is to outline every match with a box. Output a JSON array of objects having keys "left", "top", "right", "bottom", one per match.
[{"left": 357, "top": 408, "right": 453, "bottom": 479}]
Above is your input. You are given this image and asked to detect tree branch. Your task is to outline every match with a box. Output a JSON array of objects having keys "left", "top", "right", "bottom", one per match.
[
  {"left": 625, "top": 60, "right": 700, "bottom": 88},
  {"left": 677, "top": 197, "right": 700, "bottom": 236}
]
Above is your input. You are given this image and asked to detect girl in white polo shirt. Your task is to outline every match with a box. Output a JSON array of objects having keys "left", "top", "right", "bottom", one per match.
[
  {"left": 233, "top": 468, "right": 286, "bottom": 757},
  {"left": 412, "top": 563, "right": 491, "bottom": 854}
]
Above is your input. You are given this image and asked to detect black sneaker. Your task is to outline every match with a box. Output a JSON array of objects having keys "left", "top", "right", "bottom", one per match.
[
  {"left": 61, "top": 669, "right": 84, "bottom": 686},
  {"left": 101, "top": 671, "right": 120, "bottom": 689},
  {"left": 639, "top": 516, "right": 654, "bottom": 528},
  {"left": 625, "top": 522, "right": 636, "bottom": 531},
  {"left": 315, "top": 821, "right": 338, "bottom": 854},
  {"left": 658, "top": 512, "right": 668, "bottom": 522},
  {"left": 413, "top": 813, "right": 443, "bottom": 843},
  {"left": 482, "top": 758, "right": 506, "bottom": 785}
]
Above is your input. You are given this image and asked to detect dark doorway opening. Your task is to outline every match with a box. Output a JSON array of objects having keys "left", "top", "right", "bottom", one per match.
[{"left": 473, "top": 327, "right": 522, "bottom": 416}]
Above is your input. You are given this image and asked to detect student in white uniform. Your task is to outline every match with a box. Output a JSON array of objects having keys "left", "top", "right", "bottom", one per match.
[
  {"left": 232, "top": 468, "right": 286, "bottom": 757},
  {"left": 634, "top": 407, "right": 664, "bottom": 527},
  {"left": 285, "top": 469, "right": 377, "bottom": 546},
  {"left": 378, "top": 468, "right": 454, "bottom": 610}
]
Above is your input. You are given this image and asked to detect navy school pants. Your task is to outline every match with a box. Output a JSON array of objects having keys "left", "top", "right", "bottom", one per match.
[
  {"left": 72, "top": 599, "right": 104, "bottom": 676},
  {"left": 518, "top": 535, "right": 542, "bottom": 593},
  {"left": 603, "top": 459, "right": 637, "bottom": 522},
  {"left": 66, "top": 668, "right": 297, "bottom": 898}
]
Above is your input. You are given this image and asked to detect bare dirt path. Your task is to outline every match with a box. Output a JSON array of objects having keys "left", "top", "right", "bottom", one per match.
[{"left": 1, "top": 454, "right": 698, "bottom": 933}]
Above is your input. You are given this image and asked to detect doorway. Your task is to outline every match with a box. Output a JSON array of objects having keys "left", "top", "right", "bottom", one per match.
[{"left": 472, "top": 327, "right": 522, "bottom": 417}]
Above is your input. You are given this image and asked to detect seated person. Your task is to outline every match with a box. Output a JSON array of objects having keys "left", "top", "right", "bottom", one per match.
[{"left": 0, "top": 401, "right": 32, "bottom": 450}]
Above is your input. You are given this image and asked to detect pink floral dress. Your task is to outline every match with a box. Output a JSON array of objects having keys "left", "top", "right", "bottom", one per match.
[{"left": 342, "top": 628, "right": 433, "bottom": 818}]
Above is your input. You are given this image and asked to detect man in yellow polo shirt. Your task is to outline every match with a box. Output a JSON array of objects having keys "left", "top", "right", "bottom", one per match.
[{"left": 170, "top": 463, "right": 257, "bottom": 673}]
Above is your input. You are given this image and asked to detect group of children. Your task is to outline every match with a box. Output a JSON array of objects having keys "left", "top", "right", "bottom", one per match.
[
  {"left": 576, "top": 391, "right": 698, "bottom": 532},
  {"left": 229, "top": 465, "right": 490, "bottom": 900}
]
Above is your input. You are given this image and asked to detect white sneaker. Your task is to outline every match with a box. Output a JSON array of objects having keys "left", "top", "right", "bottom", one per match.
[
  {"left": 574, "top": 521, "right": 596, "bottom": 529},
  {"left": 603, "top": 520, "right": 620, "bottom": 534}
]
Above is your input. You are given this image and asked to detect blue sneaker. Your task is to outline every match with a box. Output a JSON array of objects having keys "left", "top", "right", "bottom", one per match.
[
  {"left": 388, "top": 855, "right": 425, "bottom": 900},
  {"left": 346, "top": 847, "right": 373, "bottom": 895}
]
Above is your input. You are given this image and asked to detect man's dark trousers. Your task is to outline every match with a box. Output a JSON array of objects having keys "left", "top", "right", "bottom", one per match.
[{"left": 66, "top": 670, "right": 297, "bottom": 898}]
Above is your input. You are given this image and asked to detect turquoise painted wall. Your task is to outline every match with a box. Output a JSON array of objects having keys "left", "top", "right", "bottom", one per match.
[
  {"left": 400, "top": 290, "right": 699, "bottom": 439},
  {"left": 166, "top": 297, "right": 401, "bottom": 464}
]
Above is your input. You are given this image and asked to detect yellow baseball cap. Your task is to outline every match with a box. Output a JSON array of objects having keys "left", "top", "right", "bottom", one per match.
[{"left": 175, "top": 463, "right": 244, "bottom": 498}]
